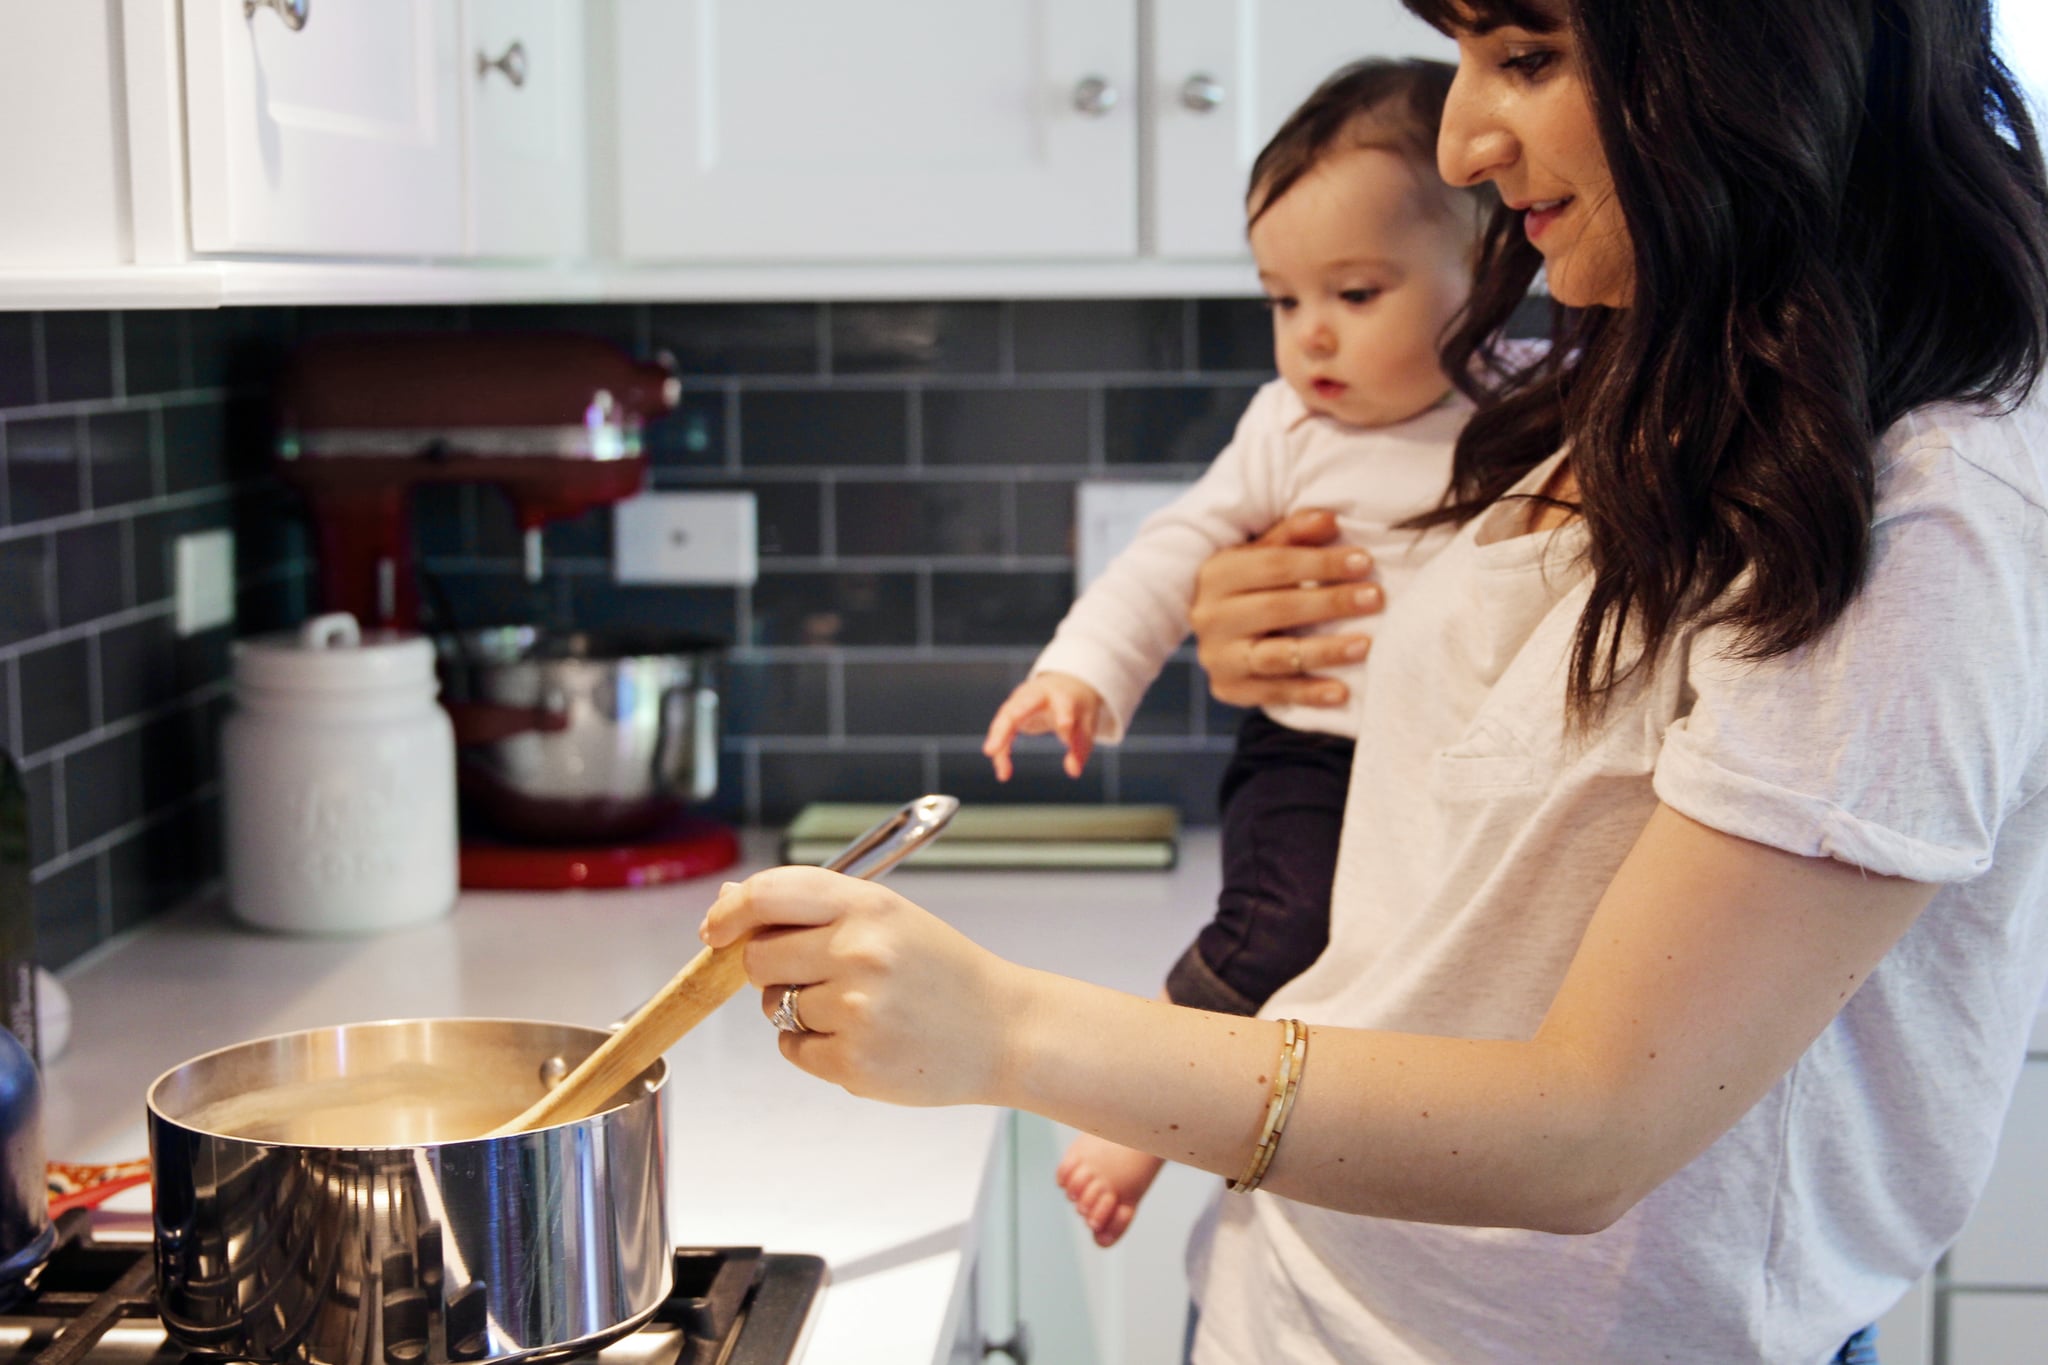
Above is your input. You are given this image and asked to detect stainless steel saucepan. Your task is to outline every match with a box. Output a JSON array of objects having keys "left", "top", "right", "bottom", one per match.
[{"left": 145, "top": 795, "right": 958, "bottom": 1365}]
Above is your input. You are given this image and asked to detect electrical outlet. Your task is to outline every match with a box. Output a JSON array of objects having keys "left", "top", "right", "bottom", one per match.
[
  {"left": 1075, "top": 481, "right": 1190, "bottom": 590},
  {"left": 613, "top": 492, "right": 758, "bottom": 585},
  {"left": 173, "top": 530, "right": 236, "bottom": 637}
]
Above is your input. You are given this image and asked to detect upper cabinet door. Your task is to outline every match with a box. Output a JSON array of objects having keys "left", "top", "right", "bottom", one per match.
[
  {"left": 613, "top": 0, "right": 1138, "bottom": 262},
  {"left": 465, "top": 0, "right": 588, "bottom": 259},
  {"left": 1152, "top": 0, "right": 1453, "bottom": 259},
  {"left": 184, "top": 0, "right": 464, "bottom": 256}
]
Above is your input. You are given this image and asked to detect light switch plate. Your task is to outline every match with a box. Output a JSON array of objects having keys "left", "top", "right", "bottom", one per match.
[
  {"left": 613, "top": 491, "right": 759, "bottom": 585},
  {"left": 1075, "top": 481, "right": 1191, "bottom": 591},
  {"left": 173, "top": 529, "right": 235, "bottom": 637}
]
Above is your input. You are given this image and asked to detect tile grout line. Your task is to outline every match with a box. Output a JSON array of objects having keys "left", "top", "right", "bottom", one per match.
[
  {"left": 0, "top": 482, "right": 240, "bottom": 550},
  {"left": 0, "top": 385, "right": 232, "bottom": 424},
  {"left": 20, "top": 676, "right": 234, "bottom": 769},
  {"left": 29, "top": 778, "right": 222, "bottom": 886}
]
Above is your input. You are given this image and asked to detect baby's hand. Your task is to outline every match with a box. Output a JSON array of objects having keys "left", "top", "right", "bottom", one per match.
[{"left": 982, "top": 673, "right": 1103, "bottom": 780}]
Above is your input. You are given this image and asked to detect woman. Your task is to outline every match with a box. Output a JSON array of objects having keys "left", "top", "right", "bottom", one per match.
[{"left": 703, "top": 1, "right": 2048, "bottom": 1360}]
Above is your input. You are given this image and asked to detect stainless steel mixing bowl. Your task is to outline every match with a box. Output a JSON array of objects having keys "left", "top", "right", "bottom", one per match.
[{"left": 438, "top": 627, "right": 722, "bottom": 842}]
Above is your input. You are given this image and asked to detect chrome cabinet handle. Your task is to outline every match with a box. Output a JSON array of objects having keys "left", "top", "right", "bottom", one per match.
[
  {"left": 1071, "top": 76, "right": 1119, "bottom": 117},
  {"left": 477, "top": 39, "right": 528, "bottom": 88},
  {"left": 244, "top": 0, "right": 309, "bottom": 30},
  {"left": 1181, "top": 72, "right": 1226, "bottom": 113}
]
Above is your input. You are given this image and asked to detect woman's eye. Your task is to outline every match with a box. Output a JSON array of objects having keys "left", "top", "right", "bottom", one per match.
[
  {"left": 1339, "top": 289, "right": 1382, "bottom": 306},
  {"left": 1500, "top": 49, "right": 1557, "bottom": 79}
]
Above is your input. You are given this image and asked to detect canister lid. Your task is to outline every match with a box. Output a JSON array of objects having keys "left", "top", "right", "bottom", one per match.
[{"left": 233, "top": 613, "right": 437, "bottom": 691}]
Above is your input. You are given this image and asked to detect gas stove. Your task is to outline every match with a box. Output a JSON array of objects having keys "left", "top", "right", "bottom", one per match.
[{"left": 0, "top": 1214, "right": 826, "bottom": 1364}]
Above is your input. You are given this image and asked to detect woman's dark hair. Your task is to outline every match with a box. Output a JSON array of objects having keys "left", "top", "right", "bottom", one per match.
[
  {"left": 1248, "top": 58, "right": 1489, "bottom": 224},
  {"left": 1401, "top": 0, "right": 2048, "bottom": 726}
]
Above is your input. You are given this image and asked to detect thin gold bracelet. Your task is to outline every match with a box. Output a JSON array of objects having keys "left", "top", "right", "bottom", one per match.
[{"left": 1227, "top": 1018, "right": 1309, "bottom": 1193}]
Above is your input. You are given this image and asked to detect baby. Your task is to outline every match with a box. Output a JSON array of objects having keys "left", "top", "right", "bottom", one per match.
[{"left": 982, "top": 58, "right": 1493, "bottom": 1247}]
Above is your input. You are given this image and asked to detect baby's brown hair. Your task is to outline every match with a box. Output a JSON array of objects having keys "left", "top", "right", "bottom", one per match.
[{"left": 1248, "top": 58, "right": 1495, "bottom": 229}]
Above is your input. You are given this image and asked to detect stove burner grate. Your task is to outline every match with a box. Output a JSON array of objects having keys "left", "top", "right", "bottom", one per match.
[{"left": 1, "top": 1212, "right": 825, "bottom": 1365}]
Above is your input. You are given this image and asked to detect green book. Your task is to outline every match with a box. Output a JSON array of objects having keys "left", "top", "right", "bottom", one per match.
[{"left": 782, "top": 802, "right": 1180, "bottom": 871}]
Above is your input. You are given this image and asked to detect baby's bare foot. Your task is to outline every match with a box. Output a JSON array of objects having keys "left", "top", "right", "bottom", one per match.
[{"left": 1055, "top": 1135, "right": 1167, "bottom": 1248}]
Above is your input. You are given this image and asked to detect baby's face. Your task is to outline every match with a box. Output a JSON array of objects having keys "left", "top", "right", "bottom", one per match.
[{"left": 1248, "top": 145, "right": 1473, "bottom": 428}]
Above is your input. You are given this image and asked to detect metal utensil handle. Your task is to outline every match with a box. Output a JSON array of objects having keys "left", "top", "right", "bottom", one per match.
[
  {"left": 490, "top": 794, "right": 961, "bottom": 1137},
  {"left": 584, "top": 794, "right": 960, "bottom": 1033},
  {"left": 824, "top": 794, "right": 960, "bottom": 880}
]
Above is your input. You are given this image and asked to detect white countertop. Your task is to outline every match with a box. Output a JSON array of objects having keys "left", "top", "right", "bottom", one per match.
[{"left": 41, "top": 830, "right": 1221, "bottom": 1365}]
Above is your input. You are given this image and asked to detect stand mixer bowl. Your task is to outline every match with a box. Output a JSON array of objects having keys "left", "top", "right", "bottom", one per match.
[{"left": 439, "top": 627, "right": 722, "bottom": 843}]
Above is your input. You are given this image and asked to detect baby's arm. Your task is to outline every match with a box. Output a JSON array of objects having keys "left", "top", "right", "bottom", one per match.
[
  {"left": 983, "top": 672, "right": 1104, "bottom": 780},
  {"left": 1030, "top": 385, "right": 1296, "bottom": 739}
]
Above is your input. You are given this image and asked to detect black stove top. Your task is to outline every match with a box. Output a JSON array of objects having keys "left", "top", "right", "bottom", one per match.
[{"left": 0, "top": 1214, "right": 826, "bottom": 1364}]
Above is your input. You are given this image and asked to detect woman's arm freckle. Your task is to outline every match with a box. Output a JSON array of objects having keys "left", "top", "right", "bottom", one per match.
[{"left": 1170, "top": 1123, "right": 1180, "bottom": 1130}]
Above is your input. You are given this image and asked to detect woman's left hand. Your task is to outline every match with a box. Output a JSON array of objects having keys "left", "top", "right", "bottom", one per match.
[{"left": 700, "top": 867, "right": 1024, "bottom": 1107}]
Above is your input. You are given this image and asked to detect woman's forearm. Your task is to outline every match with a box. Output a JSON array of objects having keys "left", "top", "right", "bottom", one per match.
[{"left": 998, "top": 967, "right": 1620, "bottom": 1234}]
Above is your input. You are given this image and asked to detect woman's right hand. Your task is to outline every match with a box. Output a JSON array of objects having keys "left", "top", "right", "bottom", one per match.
[{"left": 1190, "top": 508, "right": 1384, "bottom": 709}]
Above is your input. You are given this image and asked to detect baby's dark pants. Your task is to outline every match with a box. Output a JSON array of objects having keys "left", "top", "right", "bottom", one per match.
[{"left": 1165, "top": 711, "right": 1354, "bottom": 1016}]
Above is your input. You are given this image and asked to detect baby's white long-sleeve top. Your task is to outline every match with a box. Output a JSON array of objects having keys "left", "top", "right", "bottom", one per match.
[{"left": 1031, "top": 378, "right": 1469, "bottom": 742}]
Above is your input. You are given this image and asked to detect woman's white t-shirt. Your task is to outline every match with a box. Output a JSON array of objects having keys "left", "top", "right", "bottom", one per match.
[{"left": 1188, "top": 393, "right": 2048, "bottom": 1364}]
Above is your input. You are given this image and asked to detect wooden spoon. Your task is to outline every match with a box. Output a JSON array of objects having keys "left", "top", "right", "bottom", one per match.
[{"left": 485, "top": 794, "right": 960, "bottom": 1137}]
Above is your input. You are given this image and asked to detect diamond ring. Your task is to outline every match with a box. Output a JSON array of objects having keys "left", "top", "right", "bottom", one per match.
[{"left": 770, "top": 985, "right": 810, "bottom": 1034}]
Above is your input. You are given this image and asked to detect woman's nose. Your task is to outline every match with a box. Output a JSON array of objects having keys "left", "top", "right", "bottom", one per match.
[{"left": 1437, "top": 69, "right": 1515, "bottom": 188}]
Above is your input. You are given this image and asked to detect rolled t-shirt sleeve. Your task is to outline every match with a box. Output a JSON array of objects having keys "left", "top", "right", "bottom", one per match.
[{"left": 1655, "top": 443, "right": 2048, "bottom": 884}]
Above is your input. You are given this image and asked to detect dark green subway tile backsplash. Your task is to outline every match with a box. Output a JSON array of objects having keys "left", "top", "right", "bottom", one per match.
[{"left": 4, "top": 296, "right": 1286, "bottom": 965}]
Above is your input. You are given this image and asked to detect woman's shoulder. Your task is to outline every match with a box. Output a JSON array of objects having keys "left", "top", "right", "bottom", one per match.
[{"left": 1877, "top": 384, "right": 2048, "bottom": 520}]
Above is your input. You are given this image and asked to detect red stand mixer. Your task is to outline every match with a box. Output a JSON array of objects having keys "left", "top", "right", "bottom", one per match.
[{"left": 275, "top": 332, "right": 741, "bottom": 890}]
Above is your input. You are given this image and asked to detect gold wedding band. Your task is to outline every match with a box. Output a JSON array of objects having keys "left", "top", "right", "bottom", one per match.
[{"left": 1289, "top": 640, "right": 1303, "bottom": 675}]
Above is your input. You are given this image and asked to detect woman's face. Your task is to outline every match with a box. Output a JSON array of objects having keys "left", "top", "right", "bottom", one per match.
[{"left": 1436, "top": 4, "right": 1634, "bottom": 308}]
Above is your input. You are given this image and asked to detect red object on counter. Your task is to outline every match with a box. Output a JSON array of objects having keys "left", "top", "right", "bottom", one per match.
[
  {"left": 459, "top": 815, "right": 741, "bottom": 891},
  {"left": 46, "top": 1159, "right": 150, "bottom": 1217}
]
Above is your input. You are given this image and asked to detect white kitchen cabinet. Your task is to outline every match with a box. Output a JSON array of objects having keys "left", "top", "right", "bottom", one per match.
[
  {"left": 0, "top": 2, "right": 131, "bottom": 269},
  {"left": 1948, "top": 1293, "right": 2048, "bottom": 1364},
  {"left": 465, "top": 0, "right": 588, "bottom": 259},
  {"left": 609, "top": 0, "right": 1139, "bottom": 262},
  {"left": 184, "top": 0, "right": 465, "bottom": 257},
  {"left": 1150, "top": 0, "right": 1454, "bottom": 259}
]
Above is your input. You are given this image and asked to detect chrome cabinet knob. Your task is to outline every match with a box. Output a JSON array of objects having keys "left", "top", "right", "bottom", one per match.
[
  {"left": 244, "top": 0, "right": 309, "bottom": 30},
  {"left": 478, "top": 39, "right": 528, "bottom": 88},
  {"left": 1181, "top": 72, "right": 1226, "bottom": 112},
  {"left": 1071, "top": 76, "right": 1119, "bottom": 118}
]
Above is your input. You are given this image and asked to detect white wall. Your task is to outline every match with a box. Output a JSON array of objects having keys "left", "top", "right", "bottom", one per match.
[{"left": 1999, "top": 0, "right": 2048, "bottom": 116}]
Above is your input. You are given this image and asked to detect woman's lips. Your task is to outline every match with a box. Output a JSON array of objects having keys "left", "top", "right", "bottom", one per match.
[{"left": 1524, "top": 197, "right": 1572, "bottom": 242}]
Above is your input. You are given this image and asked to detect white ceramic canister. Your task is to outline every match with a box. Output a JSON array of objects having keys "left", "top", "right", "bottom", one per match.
[{"left": 222, "top": 613, "right": 458, "bottom": 934}]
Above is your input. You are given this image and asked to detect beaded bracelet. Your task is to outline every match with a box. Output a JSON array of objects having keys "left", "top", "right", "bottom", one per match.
[{"left": 1227, "top": 1018, "right": 1309, "bottom": 1194}]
